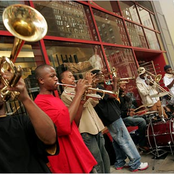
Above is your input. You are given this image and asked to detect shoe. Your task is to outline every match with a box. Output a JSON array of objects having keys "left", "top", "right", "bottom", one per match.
[
  {"left": 131, "top": 162, "right": 149, "bottom": 172},
  {"left": 115, "top": 163, "right": 129, "bottom": 170},
  {"left": 139, "top": 146, "right": 150, "bottom": 152}
]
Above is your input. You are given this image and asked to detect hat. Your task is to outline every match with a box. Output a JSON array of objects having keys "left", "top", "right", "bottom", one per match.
[
  {"left": 91, "top": 69, "right": 100, "bottom": 75},
  {"left": 164, "top": 65, "right": 171, "bottom": 71},
  {"left": 137, "top": 67, "right": 146, "bottom": 75}
]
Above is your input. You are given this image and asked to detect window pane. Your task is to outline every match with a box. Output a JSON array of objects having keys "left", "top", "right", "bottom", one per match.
[
  {"left": 137, "top": 1, "right": 154, "bottom": 12},
  {"left": 93, "top": 9, "right": 129, "bottom": 45},
  {"left": 90, "top": 1, "right": 121, "bottom": 15},
  {"left": 0, "top": 36, "right": 45, "bottom": 114},
  {"left": 144, "top": 29, "right": 160, "bottom": 50},
  {"left": 126, "top": 21, "right": 148, "bottom": 48},
  {"left": 44, "top": 40, "right": 107, "bottom": 83},
  {"left": 137, "top": 5, "right": 154, "bottom": 29},
  {"left": 0, "top": 1, "right": 29, "bottom": 30},
  {"left": 104, "top": 46, "right": 138, "bottom": 98},
  {"left": 119, "top": 1, "right": 140, "bottom": 23},
  {"left": 33, "top": 1, "right": 98, "bottom": 41},
  {"left": 151, "top": 14, "right": 159, "bottom": 31}
]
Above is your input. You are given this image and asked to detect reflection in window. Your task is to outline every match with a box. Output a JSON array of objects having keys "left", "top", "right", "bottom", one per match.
[
  {"left": 93, "top": 9, "right": 129, "bottom": 45},
  {"left": 0, "top": 1, "right": 28, "bottom": 30},
  {"left": 104, "top": 46, "right": 138, "bottom": 95},
  {"left": 137, "top": 6, "right": 154, "bottom": 30},
  {"left": 151, "top": 14, "right": 159, "bottom": 31},
  {"left": 119, "top": 1, "right": 140, "bottom": 23},
  {"left": 144, "top": 29, "right": 160, "bottom": 50},
  {"left": 33, "top": 1, "right": 97, "bottom": 41},
  {"left": 44, "top": 40, "right": 106, "bottom": 81},
  {"left": 126, "top": 21, "right": 148, "bottom": 48},
  {"left": 0, "top": 36, "right": 44, "bottom": 114},
  {"left": 90, "top": 1, "right": 121, "bottom": 15}
]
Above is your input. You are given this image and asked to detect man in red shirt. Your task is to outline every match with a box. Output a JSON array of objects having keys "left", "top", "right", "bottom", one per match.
[{"left": 34, "top": 64, "right": 97, "bottom": 173}]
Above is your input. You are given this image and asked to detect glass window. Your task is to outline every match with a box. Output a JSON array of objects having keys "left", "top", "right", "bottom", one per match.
[
  {"left": 151, "top": 14, "right": 159, "bottom": 31},
  {"left": 137, "top": 1, "right": 154, "bottom": 12},
  {"left": 144, "top": 29, "right": 160, "bottom": 50},
  {"left": 0, "top": 1, "right": 28, "bottom": 31},
  {"left": 44, "top": 40, "right": 107, "bottom": 80},
  {"left": 119, "top": 1, "right": 140, "bottom": 23},
  {"left": 125, "top": 21, "right": 148, "bottom": 48},
  {"left": 137, "top": 5, "right": 154, "bottom": 30},
  {"left": 93, "top": 9, "right": 130, "bottom": 45},
  {"left": 33, "top": 1, "right": 98, "bottom": 41},
  {"left": 0, "top": 36, "right": 45, "bottom": 114},
  {"left": 104, "top": 46, "right": 139, "bottom": 100},
  {"left": 90, "top": 1, "right": 121, "bottom": 15}
]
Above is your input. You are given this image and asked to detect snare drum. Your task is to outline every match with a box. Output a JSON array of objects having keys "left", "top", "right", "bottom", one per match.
[{"left": 147, "top": 118, "right": 174, "bottom": 148}]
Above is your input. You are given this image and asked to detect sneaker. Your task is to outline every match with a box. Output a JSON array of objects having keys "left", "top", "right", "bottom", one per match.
[
  {"left": 115, "top": 163, "right": 129, "bottom": 170},
  {"left": 131, "top": 162, "right": 149, "bottom": 172}
]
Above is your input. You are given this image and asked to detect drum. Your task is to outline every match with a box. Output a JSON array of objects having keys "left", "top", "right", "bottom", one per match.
[
  {"left": 141, "top": 111, "right": 159, "bottom": 124},
  {"left": 147, "top": 118, "right": 174, "bottom": 148}
]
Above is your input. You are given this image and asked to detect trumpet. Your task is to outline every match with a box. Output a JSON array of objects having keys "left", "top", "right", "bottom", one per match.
[
  {"left": 105, "top": 76, "right": 135, "bottom": 85},
  {"left": 57, "top": 82, "right": 118, "bottom": 98},
  {"left": 0, "top": 4, "right": 48, "bottom": 101}
]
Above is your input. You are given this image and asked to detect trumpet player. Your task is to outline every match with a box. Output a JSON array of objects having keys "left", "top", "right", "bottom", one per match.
[
  {"left": 136, "top": 67, "right": 168, "bottom": 119},
  {"left": 163, "top": 65, "right": 174, "bottom": 101},
  {"left": 60, "top": 70, "right": 110, "bottom": 173}
]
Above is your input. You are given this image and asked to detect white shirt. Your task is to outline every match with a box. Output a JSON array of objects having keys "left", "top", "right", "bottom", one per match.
[
  {"left": 136, "top": 76, "right": 159, "bottom": 106},
  {"left": 163, "top": 73, "right": 174, "bottom": 96}
]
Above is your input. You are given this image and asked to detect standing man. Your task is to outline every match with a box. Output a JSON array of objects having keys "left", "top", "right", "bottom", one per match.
[
  {"left": 136, "top": 67, "right": 168, "bottom": 119},
  {"left": 60, "top": 70, "right": 110, "bottom": 173},
  {"left": 119, "top": 82, "right": 149, "bottom": 151},
  {"left": 163, "top": 65, "right": 174, "bottom": 101},
  {"left": 34, "top": 64, "right": 97, "bottom": 173},
  {"left": 0, "top": 69, "right": 58, "bottom": 172},
  {"left": 92, "top": 69, "right": 148, "bottom": 172}
]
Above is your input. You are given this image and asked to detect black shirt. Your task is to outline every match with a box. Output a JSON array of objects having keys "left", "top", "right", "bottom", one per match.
[
  {"left": 94, "top": 84, "right": 121, "bottom": 126},
  {"left": 0, "top": 114, "right": 58, "bottom": 173}
]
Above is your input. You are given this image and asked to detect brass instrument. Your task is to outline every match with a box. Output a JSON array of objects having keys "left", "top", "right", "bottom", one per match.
[
  {"left": 145, "top": 71, "right": 174, "bottom": 98},
  {"left": 0, "top": 4, "right": 48, "bottom": 101},
  {"left": 146, "top": 70, "right": 162, "bottom": 83},
  {"left": 105, "top": 76, "right": 135, "bottom": 85},
  {"left": 57, "top": 82, "right": 118, "bottom": 98}
]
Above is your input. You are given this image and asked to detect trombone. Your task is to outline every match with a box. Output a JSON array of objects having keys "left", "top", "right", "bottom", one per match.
[{"left": 145, "top": 71, "right": 174, "bottom": 98}]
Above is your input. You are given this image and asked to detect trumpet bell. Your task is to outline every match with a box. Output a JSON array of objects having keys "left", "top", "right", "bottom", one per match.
[{"left": 2, "top": 4, "right": 48, "bottom": 42}]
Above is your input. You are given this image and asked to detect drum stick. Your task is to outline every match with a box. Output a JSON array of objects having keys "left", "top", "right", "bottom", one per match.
[{"left": 134, "top": 104, "right": 148, "bottom": 112}]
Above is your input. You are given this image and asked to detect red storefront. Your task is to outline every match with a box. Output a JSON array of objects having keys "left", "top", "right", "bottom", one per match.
[{"left": 0, "top": 1, "right": 168, "bottom": 114}]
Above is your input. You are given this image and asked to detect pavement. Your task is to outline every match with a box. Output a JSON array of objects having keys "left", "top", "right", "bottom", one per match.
[{"left": 110, "top": 148, "right": 174, "bottom": 173}]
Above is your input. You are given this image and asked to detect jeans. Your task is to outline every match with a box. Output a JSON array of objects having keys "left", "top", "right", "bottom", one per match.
[
  {"left": 123, "top": 116, "right": 147, "bottom": 147},
  {"left": 81, "top": 132, "right": 110, "bottom": 173},
  {"left": 108, "top": 117, "right": 141, "bottom": 171}
]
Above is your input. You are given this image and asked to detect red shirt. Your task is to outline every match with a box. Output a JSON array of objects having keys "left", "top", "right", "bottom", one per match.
[{"left": 35, "top": 94, "right": 97, "bottom": 173}]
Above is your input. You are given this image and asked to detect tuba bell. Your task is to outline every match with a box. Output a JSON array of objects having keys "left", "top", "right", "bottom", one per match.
[{"left": 0, "top": 4, "right": 48, "bottom": 101}]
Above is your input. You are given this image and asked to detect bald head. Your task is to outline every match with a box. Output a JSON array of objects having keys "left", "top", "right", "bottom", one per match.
[{"left": 35, "top": 64, "right": 53, "bottom": 81}]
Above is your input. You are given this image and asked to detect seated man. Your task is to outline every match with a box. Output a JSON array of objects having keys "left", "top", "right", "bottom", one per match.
[
  {"left": 136, "top": 67, "right": 168, "bottom": 119},
  {"left": 119, "top": 82, "right": 149, "bottom": 151}
]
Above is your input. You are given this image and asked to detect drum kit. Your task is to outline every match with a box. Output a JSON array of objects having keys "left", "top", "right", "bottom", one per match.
[{"left": 139, "top": 92, "right": 174, "bottom": 158}]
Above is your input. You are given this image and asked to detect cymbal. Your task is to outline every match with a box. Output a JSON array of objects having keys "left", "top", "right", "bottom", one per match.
[{"left": 150, "top": 92, "right": 169, "bottom": 98}]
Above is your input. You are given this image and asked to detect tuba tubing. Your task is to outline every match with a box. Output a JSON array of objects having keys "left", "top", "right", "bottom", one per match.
[{"left": 0, "top": 4, "right": 48, "bottom": 101}]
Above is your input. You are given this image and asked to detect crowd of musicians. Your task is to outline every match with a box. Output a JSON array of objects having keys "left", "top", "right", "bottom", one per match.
[{"left": 1, "top": 62, "right": 174, "bottom": 173}]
